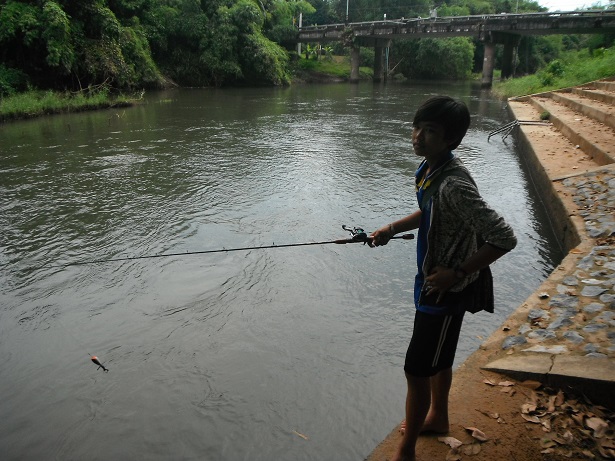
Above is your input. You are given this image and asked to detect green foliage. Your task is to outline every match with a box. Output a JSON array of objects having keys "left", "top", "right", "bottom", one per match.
[
  {"left": 493, "top": 45, "right": 615, "bottom": 98},
  {"left": 241, "top": 30, "right": 291, "bottom": 85},
  {"left": 264, "top": 0, "right": 315, "bottom": 44},
  {"left": 359, "top": 47, "right": 375, "bottom": 67},
  {"left": 0, "top": 64, "right": 28, "bottom": 96},
  {"left": 0, "top": 2, "right": 39, "bottom": 45},
  {"left": 294, "top": 56, "right": 372, "bottom": 79},
  {"left": 40, "top": 1, "right": 74, "bottom": 71},
  {"left": 395, "top": 37, "right": 474, "bottom": 80},
  {"left": 0, "top": 88, "right": 133, "bottom": 122}
]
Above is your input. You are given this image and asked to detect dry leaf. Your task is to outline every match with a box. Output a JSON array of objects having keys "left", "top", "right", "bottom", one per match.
[
  {"left": 521, "top": 414, "right": 541, "bottom": 424},
  {"left": 541, "top": 439, "right": 558, "bottom": 449},
  {"left": 570, "top": 248, "right": 583, "bottom": 254},
  {"left": 553, "top": 436, "right": 568, "bottom": 446},
  {"left": 292, "top": 430, "right": 309, "bottom": 440},
  {"left": 555, "top": 390, "right": 565, "bottom": 407},
  {"left": 562, "top": 430, "right": 574, "bottom": 443},
  {"left": 581, "top": 450, "right": 596, "bottom": 459},
  {"left": 598, "top": 445, "right": 615, "bottom": 459},
  {"left": 571, "top": 412, "right": 585, "bottom": 426},
  {"left": 520, "top": 380, "right": 542, "bottom": 390},
  {"left": 483, "top": 378, "right": 496, "bottom": 386},
  {"left": 522, "top": 403, "right": 537, "bottom": 414},
  {"left": 464, "top": 426, "right": 489, "bottom": 442},
  {"left": 586, "top": 417, "right": 609, "bottom": 438},
  {"left": 548, "top": 395, "right": 557, "bottom": 412},
  {"left": 446, "top": 448, "right": 462, "bottom": 461},
  {"left": 602, "top": 440, "right": 615, "bottom": 450},
  {"left": 477, "top": 409, "right": 500, "bottom": 419},
  {"left": 438, "top": 436, "right": 463, "bottom": 449},
  {"left": 462, "top": 442, "right": 482, "bottom": 455},
  {"left": 498, "top": 381, "right": 515, "bottom": 387}
]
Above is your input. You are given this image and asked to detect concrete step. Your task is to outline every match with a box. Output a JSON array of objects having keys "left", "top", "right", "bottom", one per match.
[
  {"left": 594, "top": 79, "right": 615, "bottom": 92},
  {"left": 528, "top": 96, "right": 615, "bottom": 166},
  {"left": 571, "top": 87, "right": 615, "bottom": 105},
  {"left": 551, "top": 90, "right": 615, "bottom": 130}
]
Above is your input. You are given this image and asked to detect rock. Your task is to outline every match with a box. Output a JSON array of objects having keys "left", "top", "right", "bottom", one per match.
[
  {"left": 502, "top": 335, "right": 527, "bottom": 350},
  {"left": 583, "top": 323, "right": 608, "bottom": 333},
  {"left": 583, "top": 302, "right": 605, "bottom": 313},
  {"left": 528, "top": 309, "right": 549, "bottom": 321},
  {"left": 547, "top": 317, "right": 573, "bottom": 330},
  {"left": 528, "top": 329, "right": 556, "bottom": 341},
  {"left": 523, "top": 345, "right": 568, "bottom": 354},
  {"left": 563, "top": 331, "right": 585, "bottom": 344},
  {"left": 549, "top": 295, "right": 579, "bottom": 309},
  {"left": 561, "top": 276, "right": 579, "bottom": 286},
  {"left": 581, "top": 286, "right": 607, "bottom": 297}
]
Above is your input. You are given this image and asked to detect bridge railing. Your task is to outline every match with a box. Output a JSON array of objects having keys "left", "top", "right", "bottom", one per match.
[{"left": 298, "top": 9, "right": 615, "bottom": 34}]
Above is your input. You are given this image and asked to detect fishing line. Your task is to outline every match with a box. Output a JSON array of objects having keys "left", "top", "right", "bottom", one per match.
[
  {"left": 51, "top": 225, "right": 415, "bottom": 269},
  {"left": 40, "top": 225, "right": 414, "bottom": 372}
]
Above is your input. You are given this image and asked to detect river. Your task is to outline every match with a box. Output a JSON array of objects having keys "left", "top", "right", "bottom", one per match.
[{"left": 0, "top": 81, "right": 562, "bottom": 460}]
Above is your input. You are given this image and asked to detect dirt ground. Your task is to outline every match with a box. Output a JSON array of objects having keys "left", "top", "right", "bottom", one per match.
[{"left": 366, "top": 99, "right": 615, "bottom": 461}]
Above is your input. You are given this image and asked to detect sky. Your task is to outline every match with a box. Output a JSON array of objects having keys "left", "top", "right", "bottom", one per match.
[{"left": 536, "top": 0, "right": 611, "bottom": 11}]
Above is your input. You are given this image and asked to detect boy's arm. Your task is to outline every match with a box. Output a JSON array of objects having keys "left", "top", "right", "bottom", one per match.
[
  {"left": 369, "top": 210, "right": 421, "bottom": 247},
  {"left": 425, "top": 243, "right": 509, "bottom": 297}
]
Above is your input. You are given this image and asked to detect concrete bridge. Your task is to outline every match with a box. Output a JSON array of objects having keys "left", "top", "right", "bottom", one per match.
[{"left": 296, "top": 10, "right": 615, "bottom": 87}]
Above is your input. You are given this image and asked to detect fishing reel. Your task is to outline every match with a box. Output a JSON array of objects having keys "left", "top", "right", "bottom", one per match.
[{"left": 342, "top": 225, "right": 370, "bottom": 244}]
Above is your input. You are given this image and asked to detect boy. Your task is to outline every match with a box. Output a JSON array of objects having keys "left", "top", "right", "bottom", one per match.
[{"left": 370, "top": 96, "right": 517, "bottom": 461}]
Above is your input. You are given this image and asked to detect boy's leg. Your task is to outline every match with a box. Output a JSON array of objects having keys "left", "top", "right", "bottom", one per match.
[
  {"left": 401, "top": 310, "right": 465, "bottom": 441},
  {"left": 423, "top": 367, "right": 452, "bottom": 433},
  {"left": 393, "top": 373, "right": 430, "bottom": 461}
]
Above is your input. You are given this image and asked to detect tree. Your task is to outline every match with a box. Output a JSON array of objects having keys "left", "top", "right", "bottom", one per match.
[{"left": 394, "top": 37, "right": 474, "bottom": 80}]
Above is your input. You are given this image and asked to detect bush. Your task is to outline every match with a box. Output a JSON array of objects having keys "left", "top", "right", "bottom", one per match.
[{"left": 0, "top": 65, "right": 29, "bottom": 97}]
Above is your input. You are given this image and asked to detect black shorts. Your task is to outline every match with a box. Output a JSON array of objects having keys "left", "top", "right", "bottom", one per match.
[{"left": 404, "top": 309, "right": 465, "bottom": 377}]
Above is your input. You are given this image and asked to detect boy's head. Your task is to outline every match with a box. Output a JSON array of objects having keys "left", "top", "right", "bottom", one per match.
[{"left": 413, "top": 96, "right": 471, "bottom": 150}]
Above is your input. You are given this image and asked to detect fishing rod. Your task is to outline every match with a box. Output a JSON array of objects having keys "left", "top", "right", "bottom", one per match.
[{"left": 57, "top": 225, "right": 414, "bottom": 268}]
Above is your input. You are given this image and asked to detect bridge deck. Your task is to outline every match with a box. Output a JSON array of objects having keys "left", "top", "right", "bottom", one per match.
[{"left": 297, "top": 10, "right": 615, "bottom": 43}]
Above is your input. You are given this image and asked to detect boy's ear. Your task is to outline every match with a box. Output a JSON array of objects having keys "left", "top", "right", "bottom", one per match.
[{"left": 446, "top": 136, "right": 460, "bottom": 148}]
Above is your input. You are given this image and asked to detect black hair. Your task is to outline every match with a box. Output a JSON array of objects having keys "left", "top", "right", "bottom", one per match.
[{"left": 413, "top": 96, "right": 471, "bottom": 150}]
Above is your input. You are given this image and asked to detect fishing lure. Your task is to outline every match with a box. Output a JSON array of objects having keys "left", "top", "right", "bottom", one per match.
[{"left": 91, "top": 355, "right": 109, "bottom": 372}]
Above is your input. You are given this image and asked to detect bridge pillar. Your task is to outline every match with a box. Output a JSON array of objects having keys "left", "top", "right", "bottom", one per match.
[
  {"left": 481, "top": 41, "right": 496, "bottom": 89},
  {"left": 501, "top": 35, "right": 520, "bottom": 80},
  {"left": 373, "top": 39, "right": 392, "bottom": 83},
  {"left": 350, "top": 45, "right": 360, "bottom": 84},
  {"left": 374, "top": 46, "right": 384, "bottom": 83}
]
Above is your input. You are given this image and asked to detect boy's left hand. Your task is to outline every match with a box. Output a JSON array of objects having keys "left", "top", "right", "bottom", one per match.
[{"left": 424, "top": 266, "right": 459, "bottom": 302}]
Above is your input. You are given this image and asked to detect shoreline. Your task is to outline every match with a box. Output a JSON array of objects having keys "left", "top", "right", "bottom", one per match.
[{"left": 367, "top": 81, "right": 615, "bottom": 460}]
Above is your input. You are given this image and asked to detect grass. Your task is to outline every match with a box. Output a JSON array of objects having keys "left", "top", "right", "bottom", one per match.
[
  {"left": 293, "top": 57, "right": 373, "bottom": 80},
  {"left": 0, "top": 89, "right": 134, "bottom": 123},
  {"left": 493, "top": 46, "right": 615, "bottom": 98}
]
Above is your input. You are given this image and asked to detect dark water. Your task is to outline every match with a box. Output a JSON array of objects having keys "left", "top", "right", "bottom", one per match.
[{"left": 0, "top": 82, "right": 562, "bottom": 460}]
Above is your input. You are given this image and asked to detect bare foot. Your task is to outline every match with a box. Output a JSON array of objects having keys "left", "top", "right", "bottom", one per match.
[
  {"left": 421, "top": 415, "right": 449, "bottom": 434},
  {"left": 398, "top": 419, "right": 449, "bottom": 436},
  {"left": 390, "top": 442, "right": 415, "bottom": 461}
]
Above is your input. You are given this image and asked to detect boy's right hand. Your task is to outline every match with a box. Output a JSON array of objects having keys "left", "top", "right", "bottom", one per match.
[{"left": 369, "top": 226, "right": 394, "bottom": 247}]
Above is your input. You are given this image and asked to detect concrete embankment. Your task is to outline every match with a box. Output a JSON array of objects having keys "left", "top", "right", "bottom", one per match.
[{"left": 366, "top": 79, "right": 615, "bottom": 461}]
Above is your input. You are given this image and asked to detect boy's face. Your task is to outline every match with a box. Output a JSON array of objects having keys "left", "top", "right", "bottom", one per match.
[{"left": 412, "top": 121, "right": 454, "bottom": 160}]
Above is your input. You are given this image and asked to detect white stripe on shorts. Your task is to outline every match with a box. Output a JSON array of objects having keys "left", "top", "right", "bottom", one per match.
[{"left": 432, "top": 314, "right": 453, "bottom": 368}]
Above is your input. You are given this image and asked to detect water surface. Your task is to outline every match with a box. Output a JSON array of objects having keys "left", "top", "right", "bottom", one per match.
[{"left": 0, "top": 82, "right": 562, "bottom": 460}]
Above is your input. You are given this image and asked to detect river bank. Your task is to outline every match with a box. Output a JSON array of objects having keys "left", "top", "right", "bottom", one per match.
[{"left": 367, "top": 80, "right": 615, "bottom": 461}]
